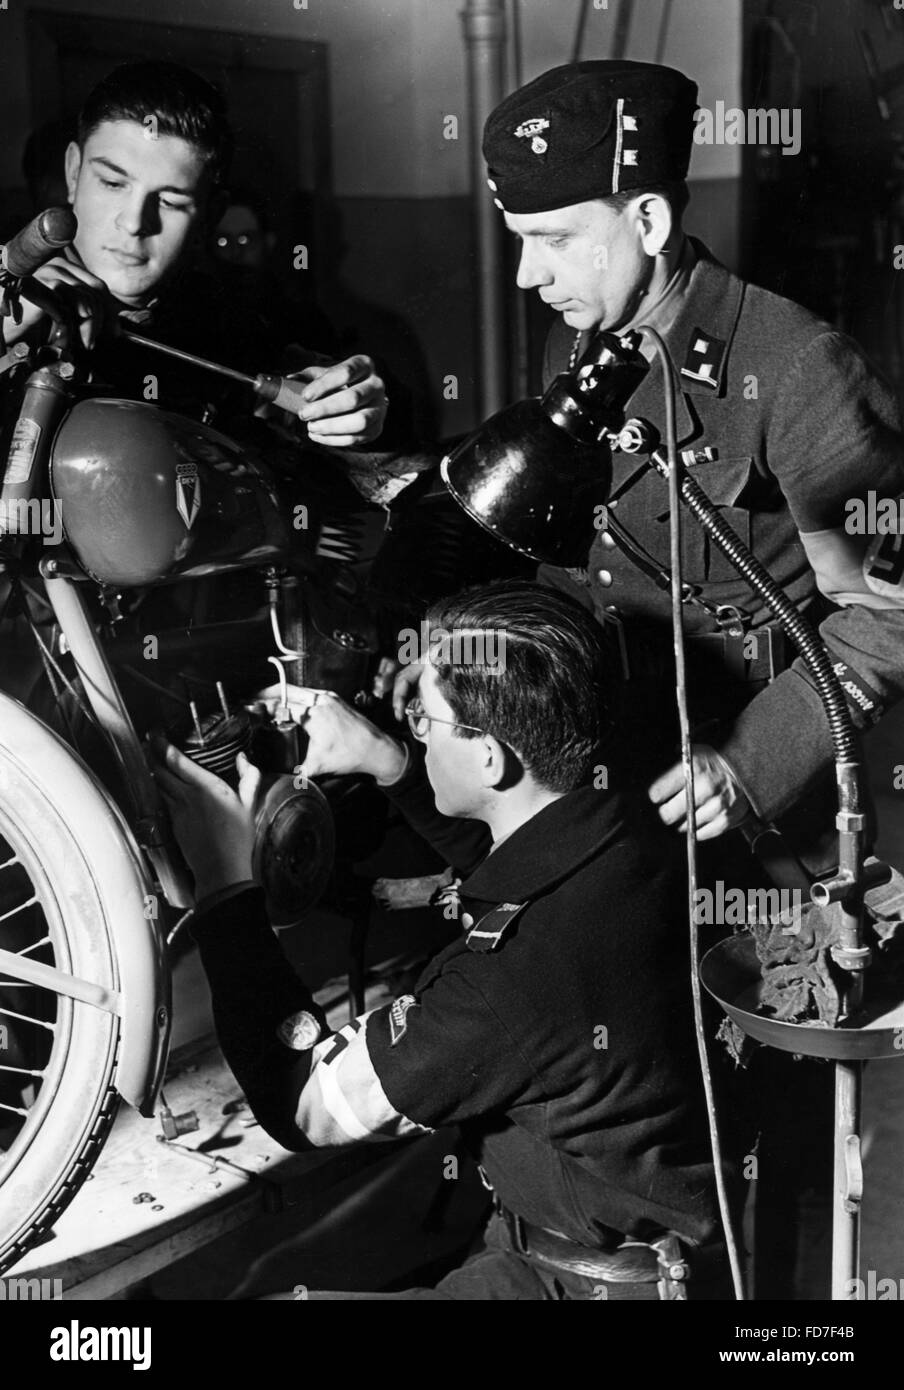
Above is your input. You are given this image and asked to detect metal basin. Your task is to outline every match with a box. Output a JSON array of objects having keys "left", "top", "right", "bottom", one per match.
[{"left": 700, "top": 933, "right": 904, "bottom": 1060}]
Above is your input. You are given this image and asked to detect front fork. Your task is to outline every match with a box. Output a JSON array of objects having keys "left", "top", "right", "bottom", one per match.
[
  {"left": 39, "top": 560, "right": 194, "bottom": 910},
  {"left": 0, "top": 364, "right": 193, "bottom": 908}
]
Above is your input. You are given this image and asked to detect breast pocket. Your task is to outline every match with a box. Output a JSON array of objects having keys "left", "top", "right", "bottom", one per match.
[{"left": 673, "top": 454, "right": 756, "bottom": 584}]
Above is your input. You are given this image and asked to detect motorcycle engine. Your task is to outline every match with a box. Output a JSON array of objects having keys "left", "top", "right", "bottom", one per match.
[{"left": 175, "top": 695, "right": 335, "bottom": 928}]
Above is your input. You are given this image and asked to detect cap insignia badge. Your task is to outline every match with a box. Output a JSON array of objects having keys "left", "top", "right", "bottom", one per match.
[{"left": 514, "top": 117, "right": 550, "bottom": 155}]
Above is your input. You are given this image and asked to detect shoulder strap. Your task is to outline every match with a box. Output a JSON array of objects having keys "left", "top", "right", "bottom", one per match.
[{"left": 466, "top": 902, "right": 529, "bottom": 953}]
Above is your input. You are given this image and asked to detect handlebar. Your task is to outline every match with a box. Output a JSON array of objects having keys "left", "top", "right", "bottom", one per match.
[
  {"left": 0, "top": 216, "right": 313, "bottom": 413},
  {"left": 1, "top": 208, "right": 77, "bottom": 280}
]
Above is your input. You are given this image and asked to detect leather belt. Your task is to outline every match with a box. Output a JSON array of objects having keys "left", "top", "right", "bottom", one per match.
[{"left": 685, "top": 621, "right": 790, "bottom": 685}]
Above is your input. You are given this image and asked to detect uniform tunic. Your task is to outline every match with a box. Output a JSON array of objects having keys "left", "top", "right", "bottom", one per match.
[
  {"left": 539, "top": 238, "right": 904, "bottom": 840},
  {"left": 191, "top": 751, "right": 721, "bottom": 1263}
]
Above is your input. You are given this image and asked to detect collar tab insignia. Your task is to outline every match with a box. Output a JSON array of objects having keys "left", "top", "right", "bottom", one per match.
[{"left": 681, "top": 328, "right": 726, "bottom": 389}]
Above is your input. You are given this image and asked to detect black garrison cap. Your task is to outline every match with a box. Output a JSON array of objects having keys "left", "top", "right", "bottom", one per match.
[{"left": 483, "top": 60, "right": 698, "bottom": 214}]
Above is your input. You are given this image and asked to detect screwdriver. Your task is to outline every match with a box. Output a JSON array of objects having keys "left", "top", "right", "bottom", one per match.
[{"left": 119, "top": 328, "right": 315, "bottom": 414}]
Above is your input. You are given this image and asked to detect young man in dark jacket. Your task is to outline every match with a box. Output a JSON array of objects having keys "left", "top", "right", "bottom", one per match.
[{"left": 156, "top": 580, "right": 731, "bottom": 1301}]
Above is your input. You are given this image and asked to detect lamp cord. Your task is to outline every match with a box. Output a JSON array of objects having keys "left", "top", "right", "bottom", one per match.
[{"left": 637, "top": 323, "right": 747, "bottom": 1301}]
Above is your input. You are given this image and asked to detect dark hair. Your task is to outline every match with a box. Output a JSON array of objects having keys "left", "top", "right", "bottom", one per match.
[
  {"left": 425, "top": 580, "right": 613, "bottom": 794},
  {"left": 22, "top": 118, "right": 75, "bottom": 205},
  {"left": 603, "top": 180, "right": 690, "bottom": 220},
  {"left": 77, "top": 61, "right": 233, "bottom": 189}
]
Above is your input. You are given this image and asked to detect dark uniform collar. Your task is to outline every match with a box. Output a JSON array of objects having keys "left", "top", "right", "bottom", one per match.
[
  {"left": 662, "top": 237, "right": 745, "bottom": 398},
  {"left": 460, "top": 782, "right": 625, "bottom": 905}
]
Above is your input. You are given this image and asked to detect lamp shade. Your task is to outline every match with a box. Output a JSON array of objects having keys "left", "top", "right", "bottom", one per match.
[
  {"left": 441, "top": 330, "right": 648, "bottom": 566},
  {"left": 441, "top": 401, "right": 610, "bottom": 566}
]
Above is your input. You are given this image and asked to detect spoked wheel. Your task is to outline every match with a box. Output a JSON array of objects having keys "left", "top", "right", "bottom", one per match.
[{"left": 0, "top": 712, "right": 125, "bottom": 1276}]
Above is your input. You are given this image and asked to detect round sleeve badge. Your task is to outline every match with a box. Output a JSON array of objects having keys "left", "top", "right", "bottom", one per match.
[{"left": 276, "top": 1010, "right": 322, "bottom": 1051}]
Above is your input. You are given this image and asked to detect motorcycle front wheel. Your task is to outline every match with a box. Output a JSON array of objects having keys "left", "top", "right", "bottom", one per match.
[{"left": 0, "top": 712, "right": 123, "bottom": 1277}]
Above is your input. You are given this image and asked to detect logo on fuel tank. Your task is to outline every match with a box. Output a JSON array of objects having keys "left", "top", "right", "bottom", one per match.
[{"left": 175, "top": 462, "right": 201, "bottom": 530}]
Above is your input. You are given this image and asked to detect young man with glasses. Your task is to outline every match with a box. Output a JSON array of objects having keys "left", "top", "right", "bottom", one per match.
[{"left": 155, "top": 580, "right": 728, "bottom": 1300}]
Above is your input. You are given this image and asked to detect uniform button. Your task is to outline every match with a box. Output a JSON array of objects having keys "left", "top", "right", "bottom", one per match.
[
  {"left": 596, "top": 569, "right": 613, "bottom": 587},
  {"left": 599, "top": 530, "right": 616, "bottom": 549},
  {"left": 462, "top": 912, "right": 474, "bottom": 930},
  {"left": 605, "top": 604, "right": 620, "bottom": 615},
  {"left": 608, "top": 498, "right": 618, "bottom": 508}
]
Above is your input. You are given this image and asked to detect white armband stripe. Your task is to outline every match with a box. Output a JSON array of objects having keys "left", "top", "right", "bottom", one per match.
[
  {"left": 294, "top": 1016, "right": 431, "bottom": 1146},
  {"left": 799, "top": 526, "right": 904, "bottom": 610}
]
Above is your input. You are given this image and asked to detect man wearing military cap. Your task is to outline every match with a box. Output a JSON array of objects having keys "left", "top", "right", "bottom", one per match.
[
  {"left": 484, "top": 58, "right": 904, "bottom": 870},
  {"left": 483, "top": 59, "right": 904, "bottom": 1299}
]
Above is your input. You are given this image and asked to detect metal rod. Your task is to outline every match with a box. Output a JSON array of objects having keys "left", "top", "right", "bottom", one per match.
[
  {"left": 462, "top": 0, "right": 508, "bottom": 416},
  {"left": 0, "top": 894, "right": 38, "bottom": 924},
  {"left": 0, "top": 1005, "right": 54, "bottom": 1029},
  {"left": 119, "top": 329, "right": 256, "bottom": 387},
  {"left": 158, "top": 1136, "right": 256, "bottom": 1183},
  {"left": 189, "top": 701, "right": 205, "bottom": 744},
  {"left": 0, "top": 945, "right": 121, "bottom": 1015},
  {"left": 571, "top": 0, "right": 591, "bottom": 63},
  {"left": 611, "top": 0, "right": 634, "bottom": 59},
  {"left": 42, "top": 573, "right": 194, "bottom": 909},
  {"left": 832, "top": 1061, "right": 863, "bottom": 1299},
  {"left": 510, "top": 0, "right": 529, "bottom": 399},
  {"left": 642, "top": 327, "right": 746, "bottom": 1301}
]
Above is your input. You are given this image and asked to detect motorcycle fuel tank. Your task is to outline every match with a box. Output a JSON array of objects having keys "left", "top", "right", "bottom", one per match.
[{"left": 50, "top": 398, "right": 306, "bottom": 587}]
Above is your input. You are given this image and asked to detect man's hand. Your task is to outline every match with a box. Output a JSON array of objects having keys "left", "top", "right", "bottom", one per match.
[
  {"left": 648, "top": 743, "right": 751, "bottom": 841},
  {"left": 291, "top": 354, "right": 388, "bottom": 447},
  {"left": 293, "top": 688, "right": 408, "bottom": 784},
  {"left": 2, "top": 254, "right": 110, "bottom": 351},
  {"left": 153, "top": 743, "right": 261, "bottom": 900},
  {"left": 389, "top": 659, "right": 423, "bottom": 722}
]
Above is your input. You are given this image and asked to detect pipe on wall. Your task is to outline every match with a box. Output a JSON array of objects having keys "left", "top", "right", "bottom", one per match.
[{"left": 461, "top": 0, "right": 508, "bottom": 417}]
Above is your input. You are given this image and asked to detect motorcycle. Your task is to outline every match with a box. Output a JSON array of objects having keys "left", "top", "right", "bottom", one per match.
[{"left": 0, "top": 210, "right": 398, "bottom": 1274}]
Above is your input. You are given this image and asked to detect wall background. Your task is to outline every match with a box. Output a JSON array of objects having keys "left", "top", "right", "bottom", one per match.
[{"left": 0, "top": 0, "right": 743, "bottom": 433}]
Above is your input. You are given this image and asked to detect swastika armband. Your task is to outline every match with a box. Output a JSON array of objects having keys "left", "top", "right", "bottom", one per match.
[{"left": 864, "top": 531, "right": 904, "bottom": 601}]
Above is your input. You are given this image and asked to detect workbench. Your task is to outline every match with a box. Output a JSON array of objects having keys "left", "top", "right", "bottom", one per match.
[{"left": 9, "top": 977, "right": 404, "bottom": 1300}]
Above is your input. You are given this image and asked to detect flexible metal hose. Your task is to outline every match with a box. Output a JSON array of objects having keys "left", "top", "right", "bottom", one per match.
[{"left": 676, "top": 468, "right": 859, "bottom": 769}]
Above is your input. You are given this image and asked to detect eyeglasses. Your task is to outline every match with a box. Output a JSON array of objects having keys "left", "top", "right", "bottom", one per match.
[
  {"left": 403, "top": 698, "right": 484, "bottom": 740},
  {"left": 214, "top": 231, "right": 262, "bottom": 250}
]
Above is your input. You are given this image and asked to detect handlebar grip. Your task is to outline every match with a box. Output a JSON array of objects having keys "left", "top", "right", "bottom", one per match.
[
  {"left": 1, "top": 207, "right": 78, "bottom": 279},
  {"left": 253, "top": 374, "right": 312, "bottom": 414}
]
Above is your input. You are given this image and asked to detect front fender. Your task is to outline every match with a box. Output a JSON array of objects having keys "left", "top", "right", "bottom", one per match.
[{"left": 0, "top": 693, "right": 170, "bottom": 1115}]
